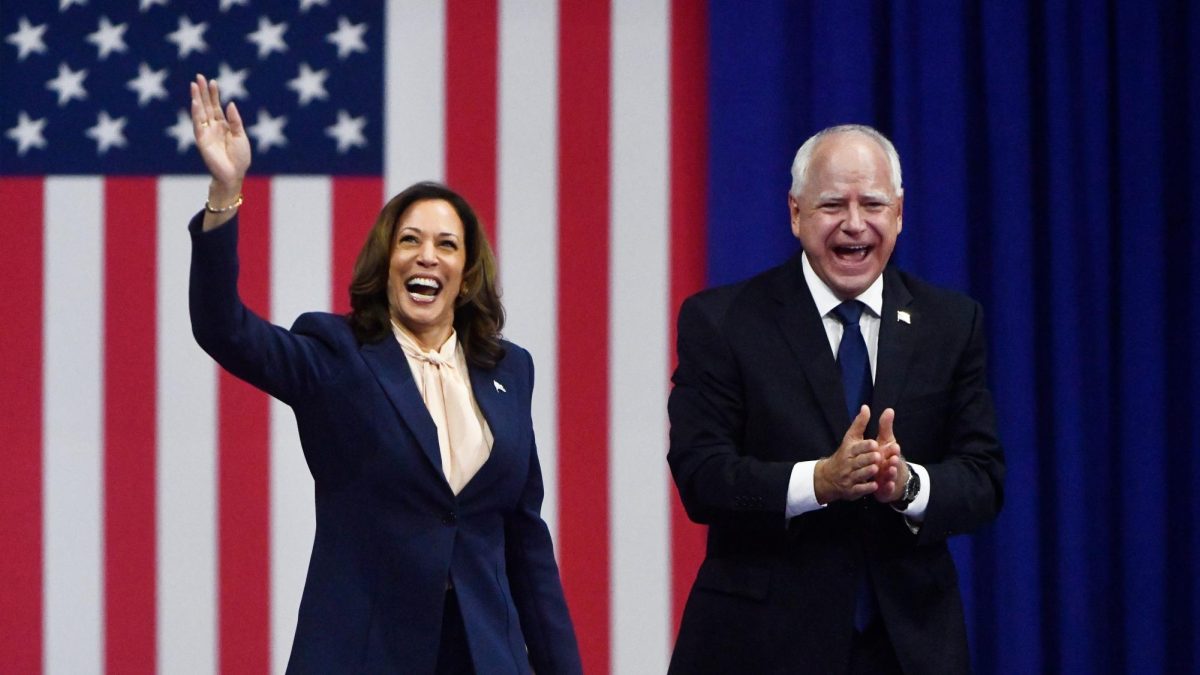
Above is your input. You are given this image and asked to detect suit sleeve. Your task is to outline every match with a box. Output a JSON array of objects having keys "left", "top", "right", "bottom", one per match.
[
  {"left": 667, "top": 294, "right": 794, "bottom": 526},
  {"left": 916, "top": 301, "right": 1005, "bottom": 545},
  {"left": 503, "top": 349, "right": 583, "bottom": 675},
  {"left": 188, "top": 212, "right": 338, "bottom": 406}
]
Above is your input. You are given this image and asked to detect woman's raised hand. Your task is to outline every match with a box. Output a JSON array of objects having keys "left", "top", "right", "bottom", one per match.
[{"left": 191, "top": 73, "right": 250, "bottom": 208}]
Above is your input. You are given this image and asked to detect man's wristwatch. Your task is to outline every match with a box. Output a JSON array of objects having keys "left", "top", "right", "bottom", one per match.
[{"left": 892, "top": 463, "right": 920, "bottom": 511}]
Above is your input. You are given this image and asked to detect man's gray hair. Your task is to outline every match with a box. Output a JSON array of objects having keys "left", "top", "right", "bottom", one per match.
[{"left": 789, "top": 124, "right": 904, "bottom": 198}]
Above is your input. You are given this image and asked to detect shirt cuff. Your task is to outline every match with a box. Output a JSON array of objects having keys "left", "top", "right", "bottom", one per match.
[{"left": 785, "top": 460, "right": 825, "bottom": 520}]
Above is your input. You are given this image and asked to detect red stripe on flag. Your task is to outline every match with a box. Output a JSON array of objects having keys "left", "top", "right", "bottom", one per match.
[
  {"left": 103, "top": 177, "right": 158, "bottom": 673},
  {"left": 0, "top": 178, "right": 45, "bottom": 675},
  {"left": 557, "top": 1, "right": 612, "bottom": 672},
  {"left": 219, "top": 178, "right": 272, "bottom": 674},
  {"left": 331, "top": 177, "right": 385, "bottom": 314},
  {"left": 445, "top": 0, "right": 499, "bottom": 242},
  {"left": 668, "top": 0, "right": 709, "bottom": 637}
]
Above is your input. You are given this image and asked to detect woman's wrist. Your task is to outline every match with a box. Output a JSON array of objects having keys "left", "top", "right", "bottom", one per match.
[
  {"left": 207, "top": 179, "right": 243, "bottom": 207},
  {"left": 202, "top": 180, "right": 244, "bottom": 232},
  {"left": 205, "top": 193, "right": 243, "bottom": 213}
]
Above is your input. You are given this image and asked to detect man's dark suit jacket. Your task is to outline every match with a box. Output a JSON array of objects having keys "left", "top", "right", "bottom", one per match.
[
  {"left": 667, "top": 253, "right": 1004, "bottom": 674},
  {"left": 189, "top": 215, "right": 582, "bottom": 674}
]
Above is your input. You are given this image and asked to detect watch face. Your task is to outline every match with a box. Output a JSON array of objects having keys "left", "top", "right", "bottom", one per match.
[{"left": 902, "top": 467, "right": 918, "bottom": 502}]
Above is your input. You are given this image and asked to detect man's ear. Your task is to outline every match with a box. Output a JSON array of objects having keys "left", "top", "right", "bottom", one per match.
[{"left": 788, "top": 195, "right": 802, "bottom": 238}]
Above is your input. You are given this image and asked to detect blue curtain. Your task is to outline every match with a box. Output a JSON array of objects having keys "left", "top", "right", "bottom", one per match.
[{"left": 705, "top": 1, "right": 1199, "bottom": 672}]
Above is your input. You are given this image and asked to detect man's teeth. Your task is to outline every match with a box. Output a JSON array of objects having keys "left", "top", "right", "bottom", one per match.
[{"left": 835, "top": 245, "right": 870, "bottom": 260}]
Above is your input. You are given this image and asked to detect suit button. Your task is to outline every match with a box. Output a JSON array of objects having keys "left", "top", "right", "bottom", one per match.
[{"left": 443, "top": 511, "right": 456, "bottom": 525}]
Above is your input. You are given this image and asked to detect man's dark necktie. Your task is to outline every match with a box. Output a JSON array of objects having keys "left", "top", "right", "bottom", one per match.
[
  {"left": 833, "top": 301, "right": 872, "bottom": 420},
  {"left": 833, "top": 300, "right": 878, "bottom": 631}
]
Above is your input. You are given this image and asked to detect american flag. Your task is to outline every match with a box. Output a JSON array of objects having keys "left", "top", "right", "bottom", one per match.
[{"left": 0, "top": 1, "right": 707, "bottom": 673}]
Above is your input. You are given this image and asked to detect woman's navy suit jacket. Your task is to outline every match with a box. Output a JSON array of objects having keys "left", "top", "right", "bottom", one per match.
[{"left": 189, "top": 215, "right": 582, "bottom": 674}]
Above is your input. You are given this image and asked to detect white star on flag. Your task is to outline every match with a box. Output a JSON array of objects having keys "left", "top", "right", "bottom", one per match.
[
  {"left": 6, "top": 16, "right": 48, "bottom": 61},
  {"left": 299, "top": 0, "right": 329, "bottom": 12},
  {"left": 248, "top": 108, "right": 287, "bottom": 152},
  {"left": 59, "top": 0, "right": 87, "bottom": 11},
  {"left": 164, "top": 109, "right": 195, "bottom": 153},
  {"left": 325, "top": 110, "right": 366, "bottom": 153},
  {"left": 86, "top": 16, "right": 129, "bottom": 60},
  {"left": 166, "top": 16, "right": 208, "bottom": 58},
  {"left": 219, "top": 0, "right": 249, "bottom": 11},
  {"left": 6, "top": 111, "right": 48, "bottom": 156},
  {"left": 287, "top": 63, "right": 328, "bottom": 106},
  {"left": 139, "top": 0, "right": 169, "bottom": 11},
  {"left": 85, "top": 110, "right": 128, "bottom": 154},
  {"left": 247, "top": 16, "right": 288, "bottom": 59},
  {"left": 46, "top": 62, "right": 88, "bottom": 106},
  {"left": 214, "top": 62, "right": 250, "bottom": 100},
  {"left": 127, "top": 62, "right": 169, "bottom": 107},
  {"left": 326, "top": 16, "right": 368, "bottom": 60}
]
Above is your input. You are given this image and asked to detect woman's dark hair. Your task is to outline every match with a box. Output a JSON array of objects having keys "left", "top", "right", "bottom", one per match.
[{"left": 348, "top": 182, "right": 506, "bottom": 368}]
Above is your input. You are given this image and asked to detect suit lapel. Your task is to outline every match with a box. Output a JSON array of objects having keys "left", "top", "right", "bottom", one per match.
[
  {"left": 459, "top": 363, "right": 519, "bottom": 498},
  {"left": 872, "top": 267, "right": 916, "bottom": 423},
  {"left": 360, "top": 337, "right": 444, "bottom": 476},
  {"left": 771, "top": 255, "right": 849, "bottom": 439}
]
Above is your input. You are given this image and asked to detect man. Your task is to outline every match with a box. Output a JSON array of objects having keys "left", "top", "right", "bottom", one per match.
[{"left": 667, "top": 125, "right": 1004, "bottom": 674}]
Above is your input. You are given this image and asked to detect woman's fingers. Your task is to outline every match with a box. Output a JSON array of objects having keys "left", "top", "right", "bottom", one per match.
[
  {"left": 207, "top": 78, "right": 225, "bottom": 124},
  {"left": 191, "top": 76, "right": 214, "bottom": 130},
  {"left": 189, "top": 82, "right": 202, "bottom": 127},
  {"left": 196, "top": 74, "right": 212, "bottom": 116},
  {"left": 192, "top": 74, "right": 234, "bottom": 139},
  {"left": 225, "top": 101, "right": 243, "bottom": 136},
  {"left": 193, "top": 73, "right": 228, "bottom": 129}
]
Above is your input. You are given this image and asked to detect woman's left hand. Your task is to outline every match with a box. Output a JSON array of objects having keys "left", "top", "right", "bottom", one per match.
[{"left": 190, "top": 73, "right": 251, "bottom": 228}]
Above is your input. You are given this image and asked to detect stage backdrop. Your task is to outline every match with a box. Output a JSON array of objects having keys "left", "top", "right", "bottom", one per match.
[
  {"left": 706, "top": 1, "right": 1199, "bottom": 674},
  {"left": 1, "top": 2, "right": 1196, "bottom": 675}
]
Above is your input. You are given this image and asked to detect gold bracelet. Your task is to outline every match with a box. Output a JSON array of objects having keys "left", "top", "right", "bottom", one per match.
[{"left": 205, "top": 194, "right": 244, "bottom": 214}]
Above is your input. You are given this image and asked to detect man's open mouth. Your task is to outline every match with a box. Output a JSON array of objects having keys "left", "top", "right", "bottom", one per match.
[{"left": 833, "top": 244, "right": 872, "bottom": 262}]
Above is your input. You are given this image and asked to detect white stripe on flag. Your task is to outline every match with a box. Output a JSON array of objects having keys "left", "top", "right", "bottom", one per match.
[
  {"left": 610, "top": 0, "right": 672, "bottom": 672},
  {"left": 387, "top": 0, "right": 448, "bottom": 195},
  {"left": 157, "top": 177, "right": 219, "bottom": 674},
  {"left": 43, "top": 177, "right": 104, "bottom": 675},
  {"left": 498, "top": 0, "right": 561, "bottom": 542},
  {"left": 270, "top": 177, "right": 330, "bottom": 675}
]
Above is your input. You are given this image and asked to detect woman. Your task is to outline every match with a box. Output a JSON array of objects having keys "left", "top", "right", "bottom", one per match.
[{"left": 188, "top": 74, "right": 582, "bottom": 674}]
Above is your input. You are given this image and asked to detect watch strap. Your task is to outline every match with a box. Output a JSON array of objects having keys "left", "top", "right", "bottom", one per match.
[{"left": 893, "top": 462, "right": 920, "bottom": 511}]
